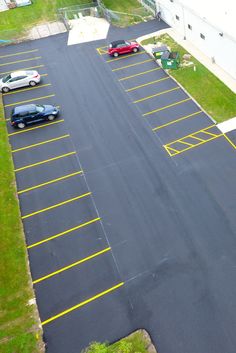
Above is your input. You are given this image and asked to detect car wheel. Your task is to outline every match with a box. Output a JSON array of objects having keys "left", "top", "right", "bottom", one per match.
[
  {"left": 47, "top": 115, "right": 55, "bottom": 121},
  {"left": 2, "top": 86, "right": 10, "bottom": 93},
  {"left": 133, "top": 47, "right": 138, "bottom": 53},
  {"left": 17, "top": 122, "right": 25, "bottom": 129},
  {"left": 29, "top": 80, "right": 37, "bottom": 86},
  {"left": 113, "top": 52, "right": 119, "bottom": 57}
]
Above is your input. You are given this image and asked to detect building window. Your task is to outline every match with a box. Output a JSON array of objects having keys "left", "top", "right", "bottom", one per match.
[
  {"left": 200, "top": 33, "right": 205, "bottom": 39},
  {"left": 188, "top": 24, "right": 192, "bottom": 30},
  {"left": 175, "top": 15, "right": 180, "bottom": 20}
]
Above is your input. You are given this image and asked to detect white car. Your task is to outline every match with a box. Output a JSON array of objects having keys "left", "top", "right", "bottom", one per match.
[{"left": 0, "top": 70, "right": 40, "bottom": 93}]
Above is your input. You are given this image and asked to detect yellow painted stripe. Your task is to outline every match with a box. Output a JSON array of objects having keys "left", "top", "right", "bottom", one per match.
[
  {"left": 42, "top": 282, "right": 124, "bottom": 326},
  {"left": 8, "top": 119, "right": 64, "bottom": 136},
  {"left": 22, "top": 192, "right": 91, "bottom": 219},
  {"left": 18, "top": 171, "right": 83, "bottom": 194},
  {"left": 107, "top": 51, "right": 145, "bottom": 62},
  {"left": 0, "top": 56, "right": 42, "bottom": 67},
  {"left": 0, "top": 49, "right": 38, "bottom": 59},
  {"left": 0, "top": 64, "right": 44, "bottom": 76},
  {"left": 143, "top": 98, "right": 191, "bottom": 116},
  {"left": 12, "top": 134, "right": 69, "bottom": 153},
  {"left": 112, "top": 59, "right": 153, "bottom": 71},
  {"left": 27, "top": 217, "right": 100, "bottom": 249},
  {"left": 125, "top": 76, "right": 170, "bottom": 92},
  {"left": 223, "top": 133, "right": 236, "bottom": 149},
  {"left": 33, "top": 247, "right": 111, "bottom": 284},
  {"left": 14, "top": 151, "right": 76, "bottom": 172},
  {"left": 3, "top": 83, "right": 51, "bottom": 96},
  {"left": 119, "top": 67, "right": 160, "bottom": 81},
  {"left": 165, "top": 124, "right": 216, "bottom": 146},
  {"left": 152, "top": 110, "right": 202, "bottom": 131},
  {"left": 40, "top": 73, "right": 48, "bottom": 77},
  {"left": 5, "top": 94, "right": 55, "bottom": 107},
  {"left": 133, "top": 87, "right": 180, "bottom": 103}
]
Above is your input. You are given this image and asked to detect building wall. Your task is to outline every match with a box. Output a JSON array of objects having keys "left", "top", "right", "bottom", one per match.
[{"left": 157, "top": 0, "right": 236, "bottom": 80}]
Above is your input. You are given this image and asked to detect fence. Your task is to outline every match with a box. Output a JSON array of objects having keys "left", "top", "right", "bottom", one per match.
[{"left": 138, "top": 0, "right": 157, "bottom": 15}]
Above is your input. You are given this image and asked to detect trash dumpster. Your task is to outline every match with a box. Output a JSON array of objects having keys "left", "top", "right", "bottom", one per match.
[
  {"left": 161, "top": 51, "right": 180, "bottom": 69},
  {"left": 152, "top": 45, "right": 168, "bottom": 59}
]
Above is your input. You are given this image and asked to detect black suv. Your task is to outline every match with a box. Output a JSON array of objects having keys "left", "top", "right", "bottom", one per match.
[{"left": 10, "top": 104, "right": 59, "bottom": 129}]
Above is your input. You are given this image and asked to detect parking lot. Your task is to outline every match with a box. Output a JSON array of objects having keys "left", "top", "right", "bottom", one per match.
[{"left": 2, "top": 21, "right": 236, "bottom": 353}]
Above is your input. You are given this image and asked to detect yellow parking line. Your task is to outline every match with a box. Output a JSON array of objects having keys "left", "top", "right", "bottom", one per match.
[
  {"left": 3, "top": 83, "right": 51, "bottom": 96},
  {"left": 12, "top": 134, "right": 69, "bottom": 153},
  {"left": 27, "top": 217, "right": 100, "bottom": 249},
  {"left": 152, "top": 110, "right": 202, "bottom": 131},
  {"left": 0, "top": 49, "right": 38, "bottom": 59},
  {"left": 112, "top": 59, "right": 153, "bottom": 71},
  {"left": 22, "top": 192, "right": 91, "bottom": 219},
  {"left": 8, "top": 119, "right": 64, "bottom": 136},
  {"left": 133, "top": 87, "right": 180, "bottom": 104},
  {"left": 18, "top": 171, "right": 83, "bottom": 194},
  {"left": 166, "top": 124, "right": 216, "bottom": 144},
  {"left": 107, "top": 51, "right": 145, "bottom": 62},
  {"left": 119, "top": 67, "right": 161, "bottom": 81},
  {"left": 188, "top": 135, "right": 204, "bottom": 142},
  {"left": 40, "top": 73, "right": 48, "bottom": 77},
  {"left": 5, "top": 94, "right": 55, "bottom": 108},
  {"left": 223, "top": 133, "right": 236, "bottom": 149},
  {"left": 125, "top": 77, "right": 170, "bottom": 92},
  {"left": 0, "top": 65, "right": 44, "bottom": 76},
  {"left": 33, "top": 247, "right": 111, "bottom": 284},
  {"left": 143, "top": 98, "right": 191, "bottom": 116},
  {"left": 42, "top": 282, "right": 124, "bottom": 326},
  {"left": 14, "top": 151, "right": 76, "bottom": 172},
  {"left": 0, "top": 56, "right": 42, "bottom": 67}
]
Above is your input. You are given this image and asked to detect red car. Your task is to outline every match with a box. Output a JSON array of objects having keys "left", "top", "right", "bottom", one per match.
[{"left": 108, "top": 40, "right": 140, "bottom": 57}]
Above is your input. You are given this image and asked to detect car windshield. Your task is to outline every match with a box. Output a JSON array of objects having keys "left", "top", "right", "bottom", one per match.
[
  {"left": 125, "top": 41, "right": 130, "bottom": 45},
  {"left": 2, "top": 74, "right": 11, "bottom": 83},
  {"left": 36, "top": 105, "right": 45, "bottom": 113}
]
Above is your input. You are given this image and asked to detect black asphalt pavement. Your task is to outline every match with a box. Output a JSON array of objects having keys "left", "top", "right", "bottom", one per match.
[{"left": 1, "top": 19, "right": 236, "bottom": 353}]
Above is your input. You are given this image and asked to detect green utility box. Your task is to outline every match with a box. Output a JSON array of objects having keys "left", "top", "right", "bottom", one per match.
[
  {"left": 152, "top": 45, "right": 168, "bottom": 59},
  {"left": 161, "top": 51, "right": 180, "bottom": 69}
]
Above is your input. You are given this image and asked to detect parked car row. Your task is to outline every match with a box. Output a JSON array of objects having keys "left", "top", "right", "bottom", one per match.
[{"left": 3, "top": 40, "right": 139, "bottom": 129}]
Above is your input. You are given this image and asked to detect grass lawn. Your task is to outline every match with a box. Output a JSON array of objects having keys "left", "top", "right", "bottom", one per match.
[
  {"left": 0, "top": 0, "right": 91, "bottom": 40},
  {"left": 84, "top": 330, "right": 154, "bottom": 353},
  {"left": 0, "top": 96, "right": 43, "bottom": 352},
  {"left": 103, "top": 0, "right": 143, "bottom": 13},
  {"left": 141, "top": 34, "right": 236, "bottom": 123}
]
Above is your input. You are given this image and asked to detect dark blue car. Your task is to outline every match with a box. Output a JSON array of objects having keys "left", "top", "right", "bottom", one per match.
[{"left": 10, "top": 104, "right": 59, "bottom": 129}]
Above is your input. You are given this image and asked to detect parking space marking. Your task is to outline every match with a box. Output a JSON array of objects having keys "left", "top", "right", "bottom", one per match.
[
  {"left": 33, "top": 247, "right": 111, "bottom": 284},
  {"left": 143, "top": 98, "right": 191, "bottom": 117},
  {"left": 164, "top": 125, "right": 222, "bottom": 156},
  {"left": 40, "top": 73, "right": 48, "bottom": 77},
  {"left": 96, "top": 46, "right": 108, "bottom": 55},
  {"left": 133, "top": 86, "right": 180, "bottom": 103},
  {"left": 3, "top": 83, "right": 52, "bottom": 96},
  {"left": 0, "top": 49, "right": 39, "bottom": 59},
  {"left": 12, "top": 134, "right": 69, "bottom": 153},
  {"left": 0, "top": 65, "right": 44, "bottom": 76},
  {"left": 112, "top": 59, "right": 153, "bottom": 71},
  {"left": 125, "top": 77, "right": 170, "bottom": 92},
  {"left": 119, "top": 67, "right": 161, "bottom": 81},
  {"left": 18, "top": 170, "right": 83, "bottom": 194},
  {"left": 8, "top": 119, "right": 64, "bottom": 136},
  {"left": 22, "top": 192, "right": 91, "bottom": 219},
  {"left": 27, "top": 217, "right": 100, "bottom": 249},
  {"left": 5, "top": 94, "right": 55, "bottom": 108},
  {"left": 41, "top": 282, "right": 124, "bottom": 326},
  {"left": 106, "top": 51, "right": 145, "bottom": 62},
  {"left": 152, "top": 110, "right": 202, "bottom": 131},
  {"left": 14, "top": 151, "right": 76, "bottom": 172},
  {"left": 0, "top": 56, "right": 42, "bottom": 67},
  {"left": 224, "top": 133, "right": 236, "bottom": 150}
]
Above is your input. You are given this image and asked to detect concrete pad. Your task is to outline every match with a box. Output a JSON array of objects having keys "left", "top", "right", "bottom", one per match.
[
  {"left": 67, "top": 16, "right": 109, "bottom": 46},
  {"left": 218, "top": 116, "right": 236, "bottom": 133}
]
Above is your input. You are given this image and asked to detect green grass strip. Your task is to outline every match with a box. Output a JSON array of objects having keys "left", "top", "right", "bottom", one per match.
[{"left": 0, "top": 96, "right": 43, "bottom": 352}]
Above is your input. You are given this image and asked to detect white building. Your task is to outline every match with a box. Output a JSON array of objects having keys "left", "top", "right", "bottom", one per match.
[{"left": 156, "top": 0, "right": 236, "bottom": 80}]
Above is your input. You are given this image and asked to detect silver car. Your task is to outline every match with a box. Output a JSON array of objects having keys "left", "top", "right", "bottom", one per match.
[{"left": 0, "top": 70, "right": 41, "bottom": 93}]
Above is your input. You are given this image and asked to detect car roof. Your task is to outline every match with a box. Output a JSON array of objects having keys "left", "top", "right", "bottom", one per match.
[
  {"left": 110, "top": 40, "right": 126, "bottom": 47},
  {"left": 11, "top": 71, "right": 27, "bottom": 77},
  {"left": 13, "top": 104, "right": 36, "bottom": 113}
]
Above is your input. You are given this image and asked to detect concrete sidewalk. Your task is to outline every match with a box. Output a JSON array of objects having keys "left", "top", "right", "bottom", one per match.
[{"left": 138, "top": 28, "right": 236, "bottom": 94}]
